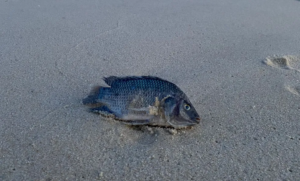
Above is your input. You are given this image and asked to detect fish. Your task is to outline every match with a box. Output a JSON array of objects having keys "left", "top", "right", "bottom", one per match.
[{"left": 83, "top": 76, "right": 200, "bottom": 129}]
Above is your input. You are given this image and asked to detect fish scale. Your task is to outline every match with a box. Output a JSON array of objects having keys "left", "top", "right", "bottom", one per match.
[
  {"left": 83, "top": 76, "right": 200, "bottom": 129},
  {"left": 102, "top": 77, "right": 182, "bottom": 111}
]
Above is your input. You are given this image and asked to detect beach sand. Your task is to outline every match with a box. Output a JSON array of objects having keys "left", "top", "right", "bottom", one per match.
[{"left": 1, "top": 0, "right": 300, "bottom": 180}]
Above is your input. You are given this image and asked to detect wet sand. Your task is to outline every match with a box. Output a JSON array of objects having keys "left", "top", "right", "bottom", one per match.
[{"left": 1, "top": 0, "right": 300, "bottom": 180}]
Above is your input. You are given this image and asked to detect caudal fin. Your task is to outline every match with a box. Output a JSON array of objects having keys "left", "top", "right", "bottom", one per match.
[
  {"left": 82, "top": 94, "right": 98, "bottom": 105},
  {"left": 82, "top": 86, "right": 102, "bottom": 105}
]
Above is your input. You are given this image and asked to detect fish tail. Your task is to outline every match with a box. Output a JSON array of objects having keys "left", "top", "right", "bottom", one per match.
[
  {"left": 82, "top": 94, "right": 98, "bottom": 105},
  {"left": 82, "top": 86, "right": 109, "bottom": 105}
]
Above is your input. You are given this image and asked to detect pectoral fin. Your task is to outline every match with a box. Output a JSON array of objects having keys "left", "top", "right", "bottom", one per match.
[
  {"left": 119, "top": 114, "right": 154, "bottom": 125},
  {"left": 89, "top": 105, "right": 116, "bottom": 117},
  {"left": 121, "top": 119, "right": 150, "bottom": 125},
  {"left": 128, "top": 107, "right": 149, "bottom": 112}
]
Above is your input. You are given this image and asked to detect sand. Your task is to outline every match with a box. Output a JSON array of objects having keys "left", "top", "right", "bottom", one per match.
[{"left": 1, "top": 0, "right": 300, "bottom": 180}]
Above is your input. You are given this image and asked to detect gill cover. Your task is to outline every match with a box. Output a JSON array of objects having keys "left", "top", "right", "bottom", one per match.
[{"left": 162, "top": 96, "right": 186, "bottom": 127}]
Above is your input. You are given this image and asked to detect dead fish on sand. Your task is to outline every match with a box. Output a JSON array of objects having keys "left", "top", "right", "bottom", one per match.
[{"left": 83, "top": 76, "right": 200, "bottom": 129}]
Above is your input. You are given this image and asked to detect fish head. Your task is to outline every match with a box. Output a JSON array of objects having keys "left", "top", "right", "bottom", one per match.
[{"left": 163, "top": 96, "right": 200, "bottom": 128}]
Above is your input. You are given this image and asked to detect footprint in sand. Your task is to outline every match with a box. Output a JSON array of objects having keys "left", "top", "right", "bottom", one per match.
[
  {"left": 264, "top": 55, "right": 300, "bottom": 72},
  {"left": 285, "top": 85, "right": 300, "bottom": 97},
  {"left": 264, "top": 55, "right": 300, "bottom": 97}
]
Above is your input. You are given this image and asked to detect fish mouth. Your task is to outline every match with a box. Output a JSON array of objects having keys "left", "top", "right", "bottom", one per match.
[
  {"left": 186, "top": 117, "right": 200, "bottom": 126},
  {"left": 194, "top": 117, "right": 200, "bottom": 124},
  {"left": 167, "top": 117, "right": 200, "bottom": 127}
]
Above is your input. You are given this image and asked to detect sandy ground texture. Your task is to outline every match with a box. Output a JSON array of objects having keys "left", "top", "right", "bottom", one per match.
[{"left": 1, "top": 0, "right": 300, "bottom": 180}]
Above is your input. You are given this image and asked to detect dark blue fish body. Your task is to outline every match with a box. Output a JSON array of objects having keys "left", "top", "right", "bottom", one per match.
[{"left": 83, "top": 76, "right": 200, "bottom": 129}]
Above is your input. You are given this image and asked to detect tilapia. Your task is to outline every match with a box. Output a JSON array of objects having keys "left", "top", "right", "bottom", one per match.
[{"left": 83, "top": 76, "right": 200, "bottom": 129}]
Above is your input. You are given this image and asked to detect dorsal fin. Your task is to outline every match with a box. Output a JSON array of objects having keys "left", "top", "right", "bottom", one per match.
[
  {"left": 103, "top": 76, "right": 119, "bottom": 86},
  {"left": 103, "top": 76, "right": 170, "bottom": 86}
]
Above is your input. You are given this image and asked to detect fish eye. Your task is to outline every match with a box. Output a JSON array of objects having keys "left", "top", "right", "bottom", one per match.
[{"left": 184, "top": 104, "right": 190, "bottom": 110}]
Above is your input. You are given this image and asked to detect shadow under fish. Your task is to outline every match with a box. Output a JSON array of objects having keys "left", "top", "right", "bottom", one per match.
[{"left": 83, "top": 76, "right": 200, "bottom": 129}]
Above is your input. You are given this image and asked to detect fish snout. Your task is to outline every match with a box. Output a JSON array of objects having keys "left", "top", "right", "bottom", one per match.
[
  {"left": 195, "top": 117, "right": 201, "bottom": 124},
  {"left": 188, "top": 117, "right": 200, "bottom": 125},
  {"left": 194, "top": 117, "right": 201, "bottom": 124}
]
